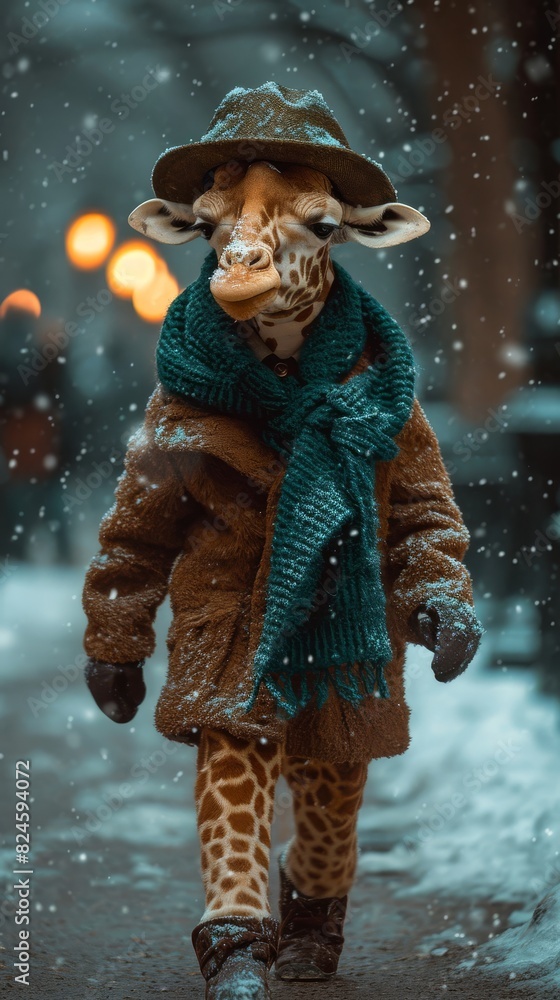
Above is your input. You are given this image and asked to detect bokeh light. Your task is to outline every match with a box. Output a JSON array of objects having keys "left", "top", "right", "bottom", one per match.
[
  {"left": 106, "top": 241, "right": 160, "bottom": 299},
  {"left": 132, "top": 264, "right": 180, "bottom": 323},
  {"left": 65, "top": 213, "right": 116, "bottom": 270},
  {"left": 0, "top": 288, "right": 42, "bottom": 319}
]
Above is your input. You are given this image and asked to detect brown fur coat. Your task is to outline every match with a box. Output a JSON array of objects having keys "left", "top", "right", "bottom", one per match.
[{"left": 83, "top": 351, "right": 474, "bottom": 763}]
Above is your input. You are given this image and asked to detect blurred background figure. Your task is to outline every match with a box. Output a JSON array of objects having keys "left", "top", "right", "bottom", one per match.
[{"left": 0, "top": 298, "right": 70, "bottom": 562}]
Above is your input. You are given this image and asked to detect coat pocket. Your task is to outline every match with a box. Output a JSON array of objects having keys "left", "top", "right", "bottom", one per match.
[{"left": 166, "top": 591, "right": 248, "bottom": 679}]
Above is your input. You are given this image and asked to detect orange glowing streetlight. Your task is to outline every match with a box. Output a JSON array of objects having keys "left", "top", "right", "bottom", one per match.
[
  {"left": 0, "top": 289, "right": 42, "bottom": 319},
  {"left": 65, "top": 213, "right": 116, "bottom": 270},
  {"left": 132, "top": 265, "right": 180, "bottom": 323},
  {"left": 106, "top": 241, "right": 161, "bottom": 299}
]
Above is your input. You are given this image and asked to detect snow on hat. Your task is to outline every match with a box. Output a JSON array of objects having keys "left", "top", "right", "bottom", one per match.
[{"left": 151, "top": 81, "right": 396, "bottom": 208}]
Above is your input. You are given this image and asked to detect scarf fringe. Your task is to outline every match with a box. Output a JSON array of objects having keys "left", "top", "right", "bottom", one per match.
[{"left": 242, "top": 656, "right": 390, "bottom": 720}]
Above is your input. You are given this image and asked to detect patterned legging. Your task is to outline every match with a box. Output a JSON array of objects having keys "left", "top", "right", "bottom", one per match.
[{"left": 194, "top": 728, "right": 368, "bottom": 920}]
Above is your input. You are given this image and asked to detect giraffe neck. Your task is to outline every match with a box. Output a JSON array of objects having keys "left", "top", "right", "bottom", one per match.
[{"left": 239, "top": 260, "right": 334, "bottom": 361}]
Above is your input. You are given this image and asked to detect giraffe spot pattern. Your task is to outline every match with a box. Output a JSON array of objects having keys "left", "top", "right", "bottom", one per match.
[
  {"left": 227, "top": 856, "right": 252, "bottom": 873},
  {"left": 198, "top": 791, "right": 222, "bottom": 823},
  {"left": 253, "top": 844, "right": 268, "bottom": 868},
  {"left": 247, "top": 753, "right": 267, "bottom": 788},
  {"left": 235, "top": 890, "right": 263, "bottom": 907},
  {"left": 307, "top": 811, "right": 327, "bottom": 833},
  {"left": 220, "top": 778, "right": 255, "bottom": 805},
  {"left": 293, "top": 304, "right": 313, "bottom": 323},
  {"left": 229, "top": 811, "right": 255, "bottom": 835},
  {"left": 282, "top": 753, "right": 368, "bottom": 898},
  {"left": 230, "top": 837, "right": 250, "bottom": 853},
  {"left": 212, "top": 755, "right": 248, "bottom": 780},
  {"left": 258, "top": 823, "right": 271, "bottom": 847},
  {"left": 195, "top": 728, "right": 368, "bottom": 919}
]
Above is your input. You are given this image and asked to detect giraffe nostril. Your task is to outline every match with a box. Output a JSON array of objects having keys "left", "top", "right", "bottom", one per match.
[
  {"left": 247, "top": 247, "right": 272, "bottom": 270},
  {"left": 222, "top": 244, "right": 271, "bottom": 271}
]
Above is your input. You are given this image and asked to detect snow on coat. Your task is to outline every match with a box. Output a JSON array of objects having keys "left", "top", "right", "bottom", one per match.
[{"left": 82, "top": 346, "right": 474, "bottom": 764}]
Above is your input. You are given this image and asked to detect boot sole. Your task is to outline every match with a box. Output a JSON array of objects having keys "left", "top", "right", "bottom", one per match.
[{"left": 275, "top": 961, "right": 334, "bottom": 981}]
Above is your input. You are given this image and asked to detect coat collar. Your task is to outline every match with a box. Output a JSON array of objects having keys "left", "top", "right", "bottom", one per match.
[
  {"left": 148, "top": 383, "right": 282, "bottom": 488},
  {"left": 147, "top": 343, "right": 372, "bottom": 489}
]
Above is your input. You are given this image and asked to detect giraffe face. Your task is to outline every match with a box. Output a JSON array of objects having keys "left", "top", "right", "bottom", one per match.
[
  {"left": 129, "top": 161, "right": 430, "bottom": 322},
  {"left": 190, "top": 161, "right": 343, "bottom": 321}
]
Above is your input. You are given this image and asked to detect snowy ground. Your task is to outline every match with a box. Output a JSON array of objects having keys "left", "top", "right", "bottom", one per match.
[
  {"left": 1, "top": 565, "right": 559, "bottom": 997},
  {"left": 359, "top": 636, "right": 560, "bottom": 907}
]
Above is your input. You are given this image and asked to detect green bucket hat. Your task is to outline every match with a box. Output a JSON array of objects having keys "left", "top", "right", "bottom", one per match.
[{"left": 151, "top": 82, "right": 396, "bottom": 208}]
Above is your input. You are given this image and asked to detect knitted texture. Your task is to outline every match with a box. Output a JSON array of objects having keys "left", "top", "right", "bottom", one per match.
[{"left": 156, "top": 253, "right": 415, "bottom": 717}]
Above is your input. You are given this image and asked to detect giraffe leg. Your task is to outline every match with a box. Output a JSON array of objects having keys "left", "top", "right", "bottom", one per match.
[
  {"left": 281, "top": 755, "right": 369, "bottom": 898},
  {"left": 274, "top": 755, "right": 368, "bottom": 981},
  {"left": 195, "top": 727, "right": 282, "bottom": 921}
]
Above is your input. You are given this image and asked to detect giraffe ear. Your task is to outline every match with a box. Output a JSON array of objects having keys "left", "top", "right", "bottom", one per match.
[
  {"left": 340, "top": 202, "right": 430, "bottom": 248},
  {"left": 128, "top": 198, "right": 200, "bottom": 244}
]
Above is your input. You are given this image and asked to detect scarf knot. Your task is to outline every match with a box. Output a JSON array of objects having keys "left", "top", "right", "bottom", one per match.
[
  {"left": 268, "top": 380, "right": 332, "bottom": 437},
  {"left": 265, "top": 380, "right": 398, "bottom": 463},
  {"left": 269, "top": 383, "right": 398, "bottom": 461},
  {"left": 331, "top": 411, "right": 398, "bottom": 461},
  {"left": 156, "top": 252, "right": 415, "bottom": 719}
]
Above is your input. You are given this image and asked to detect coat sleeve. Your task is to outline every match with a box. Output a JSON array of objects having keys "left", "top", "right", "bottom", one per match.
[
  {"left": 82, "top": 403, "right": 198, "bottom": 664},
  {"left": 384, "top": 397, "right": 475, "bottom": 644}
]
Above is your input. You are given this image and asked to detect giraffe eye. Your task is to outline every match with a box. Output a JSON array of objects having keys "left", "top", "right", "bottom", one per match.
[
  {"left": 191, "top": 222, "right": 216, "bottom": 240},
  {"left": 307, "top": 222, "right": 337, "bottom": 240}
]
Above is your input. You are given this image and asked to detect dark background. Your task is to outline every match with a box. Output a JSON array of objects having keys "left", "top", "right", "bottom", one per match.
[
  {"left": 1, "top": 0, "right": 558, "bottom": 676},
  {"left": 1, "top": 2, "right": 559, "bottom": 997}
]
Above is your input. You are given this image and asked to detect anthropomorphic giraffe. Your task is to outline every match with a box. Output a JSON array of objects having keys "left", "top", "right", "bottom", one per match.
[
  {"left": 83, "top": 84, "right": 482, "bottom": 1000},
  {"left": 129, "top": 158, "right": 429, "bottom": 362}
]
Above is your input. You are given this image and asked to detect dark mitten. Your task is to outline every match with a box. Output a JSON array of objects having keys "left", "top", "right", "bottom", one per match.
[
  {"left": 413, "top": 599, "right": 483, "bottom": 682},
  {"left": 85, "top": 658, "right": 146, "bottom": 723}
]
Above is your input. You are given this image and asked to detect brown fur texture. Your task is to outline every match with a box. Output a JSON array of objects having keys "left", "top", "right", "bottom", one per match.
[{"left": 83, "top": 338, "right": 473, "bottom": 764}]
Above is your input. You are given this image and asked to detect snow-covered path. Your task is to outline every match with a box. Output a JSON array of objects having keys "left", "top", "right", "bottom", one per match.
[
  {"left": 1, "top": 566, "right": 558, "bottom": 996},
  {"left": 360, "top": 642, "right": 560, "bottom": 909}
]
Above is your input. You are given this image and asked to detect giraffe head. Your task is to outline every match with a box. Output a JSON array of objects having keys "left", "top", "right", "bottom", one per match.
[{"left": 129, "top": 160, "right": 429, "bottom": 323}]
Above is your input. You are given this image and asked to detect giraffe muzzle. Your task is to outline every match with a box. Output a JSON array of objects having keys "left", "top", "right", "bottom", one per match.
[
  {"left": 210, "top": 258, "right": 281, "bottom": 319},
  {"left": 211, "top": 261, "right": 280, "bottom": 302}
]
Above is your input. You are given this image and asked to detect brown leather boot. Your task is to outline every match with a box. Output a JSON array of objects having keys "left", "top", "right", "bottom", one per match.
[
  {"left": 276, "top": 850, "right": 347, "bottom": 980},
  {"left": 192, "top": 915, "right": 278, "bottom": 999}
]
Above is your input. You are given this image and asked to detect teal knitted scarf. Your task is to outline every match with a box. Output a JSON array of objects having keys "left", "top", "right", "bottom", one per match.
[{"left": 156, "top": 252, "right": 415, "bottom": 719}]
